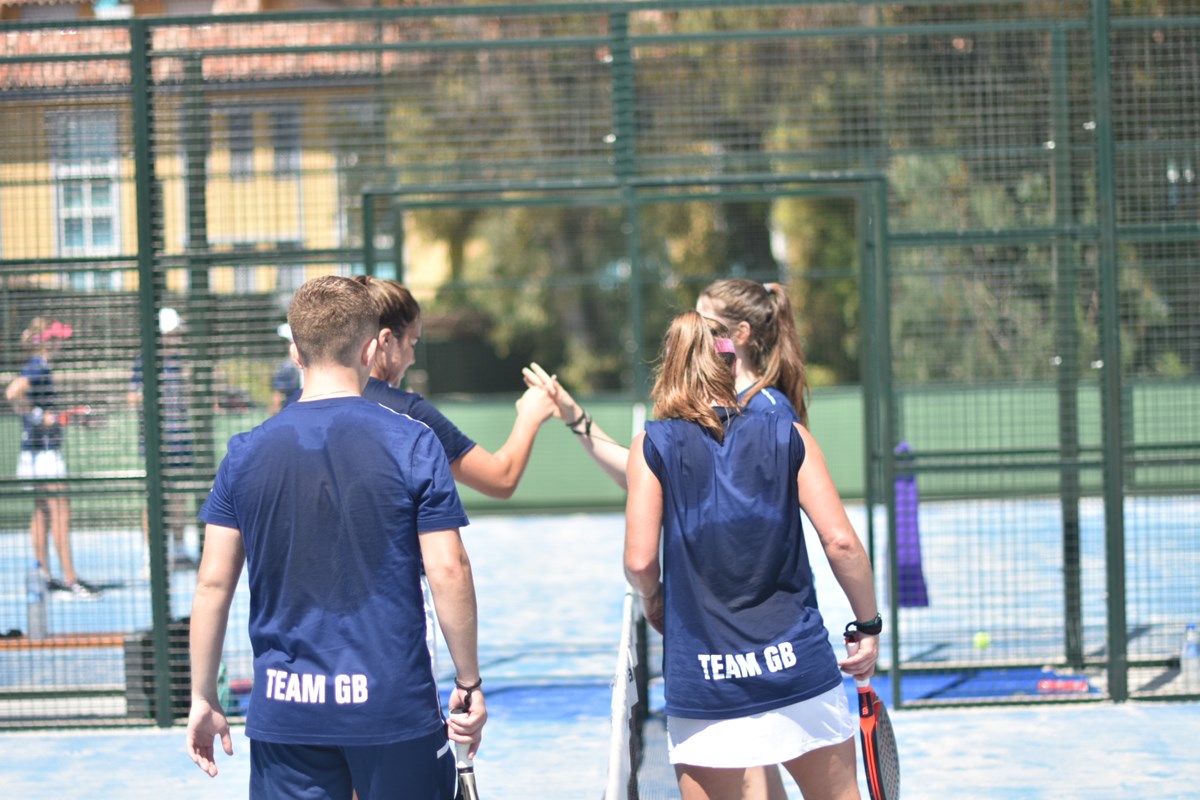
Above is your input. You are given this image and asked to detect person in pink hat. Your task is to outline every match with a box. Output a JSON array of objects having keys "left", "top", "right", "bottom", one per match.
[{"left": 5, "top": 317, "right": 100, "bottom": 599}]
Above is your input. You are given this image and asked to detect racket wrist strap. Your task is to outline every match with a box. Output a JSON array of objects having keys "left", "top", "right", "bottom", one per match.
[
  {"left": 847, "top": 613, "right": 883, "bottom": 636},
  {"left": 454, "top": 677, "right": 482, "bottom": 691},
  {"left": 454, "top": 676, "right": 482, "bottom": 706}
]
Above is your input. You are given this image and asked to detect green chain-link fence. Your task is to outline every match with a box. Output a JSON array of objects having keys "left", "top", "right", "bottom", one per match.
[{"left": 1, "top": 0, "right": 1197, "bottom": 727}]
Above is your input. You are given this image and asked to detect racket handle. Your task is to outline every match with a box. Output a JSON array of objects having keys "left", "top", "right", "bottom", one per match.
[
  {"left": 844, "top": 635, "right": 871, "bottom": 689},
  {"left": 449, "top": 709, "right": 472, "bottom": 768},
  {"left": 449, "top": 709, "right": 480, "bottom": 800},
  {"left": 454, "top": 739, "right": 471, "bottom": 769}
]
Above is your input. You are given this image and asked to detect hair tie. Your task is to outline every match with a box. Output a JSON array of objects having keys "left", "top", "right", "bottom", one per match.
[{"left": 715, "top": 337, "right": 736, "bottom": 367}]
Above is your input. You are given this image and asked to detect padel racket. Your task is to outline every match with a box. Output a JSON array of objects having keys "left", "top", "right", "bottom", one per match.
[
  {"left": 48, "top": 405, "right": 104, "bottom": 428},
  {"left": 31, "top": 405, "right": 89, "bottom": 426},
  {"left": 449, "top": 709, "right": 480, "bottom": 800},
  {"left": 845, "top": 630, "right": 899, "bottom": 800},
  {"left": 57, "top": 405, "right": 92, "bottom": 425}
]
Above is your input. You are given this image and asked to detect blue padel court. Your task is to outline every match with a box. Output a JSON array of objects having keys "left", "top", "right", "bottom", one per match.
[{"left": 2, "top": 510, "right": 1199, "bottom": 798}]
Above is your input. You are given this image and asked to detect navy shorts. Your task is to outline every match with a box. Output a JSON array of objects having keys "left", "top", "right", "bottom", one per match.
[{"left": 249, "top": 727, "right": 455, "bottom": 800}]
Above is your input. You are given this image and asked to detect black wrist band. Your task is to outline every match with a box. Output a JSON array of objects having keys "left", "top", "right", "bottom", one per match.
[
  {"left": 845, "top": 613, "right": 883, "bottom": 637},
  {"left": 567, "top": 410, "right": 592, "bottom": 437}
]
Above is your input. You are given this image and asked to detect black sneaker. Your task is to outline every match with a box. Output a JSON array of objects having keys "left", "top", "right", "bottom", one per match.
[
  {"left": 47, "top": 577, "right": 69, "bottom": 592},
  {"left": 67, "top": 579, "right": 102, "bottom": 599}
]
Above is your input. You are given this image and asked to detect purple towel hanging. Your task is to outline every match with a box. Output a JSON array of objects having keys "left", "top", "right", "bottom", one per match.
[{"left": 895, "top": 442, "right": 929, "bottom": 608}]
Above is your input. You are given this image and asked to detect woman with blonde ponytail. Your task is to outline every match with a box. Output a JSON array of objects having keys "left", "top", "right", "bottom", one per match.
[
  {"left": 648, "top": 313, "right": 740, "bottom": 443},
  {"left": 625, "top": 310, "right": 878, "bottom": 800},
  {"left": 525, "top": 287, "right": 857, "bottom": 800}
]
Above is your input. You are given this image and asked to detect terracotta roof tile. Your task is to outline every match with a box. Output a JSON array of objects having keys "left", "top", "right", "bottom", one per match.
[
  {"left": 1, "top": 18, "right": 435, "bottom": 89},
  {"left": 2, "top": 0, "right": 87, "bottom": 6}
]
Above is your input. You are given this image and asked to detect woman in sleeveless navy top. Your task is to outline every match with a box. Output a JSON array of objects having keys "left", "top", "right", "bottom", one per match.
[{"left": 625, "top": 311, "right": 880, "bottom": 800}]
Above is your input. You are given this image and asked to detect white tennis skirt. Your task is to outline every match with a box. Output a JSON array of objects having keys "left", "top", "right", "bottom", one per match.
[
  {"left": 17, "top": 450, "right": 67, "bottom": 481},
  {"left": 667, "top": 684, "right": 856, "bottom": 768}
]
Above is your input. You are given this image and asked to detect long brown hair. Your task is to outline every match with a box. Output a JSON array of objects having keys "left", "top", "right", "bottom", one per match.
[
  {"left": 698, "top": 279, "right": 810, "bottom": 425},
  {"left": 650, "top": 311, "right": 739, "bottom": 442}
]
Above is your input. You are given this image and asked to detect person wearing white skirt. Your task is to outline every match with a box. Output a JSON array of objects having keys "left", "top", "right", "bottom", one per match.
[{"left": 625, "top": 311, "right": 880, "bottom": 800}]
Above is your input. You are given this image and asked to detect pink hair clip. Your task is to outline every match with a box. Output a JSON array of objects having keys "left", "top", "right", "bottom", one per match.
[{"left": 714, "top": 337, "right": 736, "bottom": 367}]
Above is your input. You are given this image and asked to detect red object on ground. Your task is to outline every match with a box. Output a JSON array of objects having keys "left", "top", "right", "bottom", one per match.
[{"left": 1037, "top": 677, "right": 1090, "bottom": 694}]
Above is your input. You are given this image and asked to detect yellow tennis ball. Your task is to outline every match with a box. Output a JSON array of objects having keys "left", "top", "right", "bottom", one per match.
[{"left": 973, "top": 631, "right": 991, "bottom": 649}]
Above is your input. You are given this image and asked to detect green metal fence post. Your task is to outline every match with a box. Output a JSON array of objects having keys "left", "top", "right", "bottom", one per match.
[
  {"left": 363, "top": 192, "right": 376, "bottom": 278},
  {"left": 859, "top": 186, "right": 883, "bottom": 558},
  {"left": 183, "top": 54, "right": 216, "bottom": 531},
  {"left": 859, "top": 187, "right": 879, "bottom": 559},
  {"left": 1091, "top": 0, "right": 1128, "bottom": 702},
  {"left": 871, "top": 177, "right": 903, "bottom": 707},
  {"left": 609, "top": 10, "right": 645, "bottom": 398},
  {"left": 392, "top": 204, "right": 406, "bottom": 284},
  {"left": 1051, "top": 28, "right": 1085, "bottom": 672},
  {"left": 130, "top": 17, "right": 173, "bottom": 728}
]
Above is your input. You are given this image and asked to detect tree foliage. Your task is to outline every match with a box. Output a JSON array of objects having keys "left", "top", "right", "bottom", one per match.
[{"left": 372, "top": 2, "right": 1195, "bottom": 393}]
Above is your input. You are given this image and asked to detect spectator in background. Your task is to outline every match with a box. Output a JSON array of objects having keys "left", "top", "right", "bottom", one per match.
[
  {"left": 268, "top": 323, "right": 301, "bottom": 416},
  {"left": 129, "top": 307, "right": 197, "bottom": 574},
  {"left": 5, "top": 318, "right": 99, "bottom": 598}
]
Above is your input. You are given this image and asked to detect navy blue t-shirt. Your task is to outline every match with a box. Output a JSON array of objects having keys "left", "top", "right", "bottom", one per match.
[
  {"left": 643, "top": 410, "right": 841, "bottom": 720},
  {"left": 200, "top": 396, "right": 468, "bottom": 745},
  {"left": 271, "top": 358, "right": 301, "bottom": 396},
  {"left": 19, "top": 356, "right": 63, "bottom": 451},
  {"left": 740, "top": 385, "right": 799, "bottom": 421},
  {"left": 130, "top": 353, "right": 192, "bottom": 462},
  {"left": 362, "top": 377, "right": 476, "bottom": 463},
  {"left": 284, "top": 377, "right": 476, "bottom": 465}
]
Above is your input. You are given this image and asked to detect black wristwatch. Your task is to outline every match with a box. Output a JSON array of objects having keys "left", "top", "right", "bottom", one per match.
[{"left": 846, "top": 613, "right": 883, "bottom": 637}]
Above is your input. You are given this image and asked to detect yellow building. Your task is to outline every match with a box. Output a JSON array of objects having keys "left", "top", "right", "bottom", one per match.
[{"left": 0, "top": 0, "right": 428, "bottom": 295}]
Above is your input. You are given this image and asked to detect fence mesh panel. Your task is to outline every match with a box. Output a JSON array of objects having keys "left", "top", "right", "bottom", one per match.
[{"left": 0, "top": 1, "right": 1197, "bottom": 727}]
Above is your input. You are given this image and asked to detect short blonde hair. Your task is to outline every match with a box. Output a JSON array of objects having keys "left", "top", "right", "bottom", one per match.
[{"left": 287, "top": 276, "right": 377, "bottom": 367}]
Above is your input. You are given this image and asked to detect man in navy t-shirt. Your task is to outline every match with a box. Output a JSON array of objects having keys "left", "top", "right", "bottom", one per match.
[{"left": 186, "top": 276, "right": 486, "bottom": 799}]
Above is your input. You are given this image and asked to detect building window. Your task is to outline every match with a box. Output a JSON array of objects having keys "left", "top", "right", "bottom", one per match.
[
  {"left": 228, "top": 110, "right": 255, "bottom": 177},
  {"left": 49, "top": 111, "right": 122, "bottom": 281},
  {"left": 162, "top": 0, "right": 213, "bottom": 14},
  {"left": 234, "top": 265, "right": 258, "bottom": 293},
  {"left": 21, "top": 4, "right": 80, "bottom": 21},
  {"left": 220, "top": 106, "right": 301, "bottom": 179},
  {"left": 276, "top": 264, "right": 306, "bottom": 292},
  {"left": 334, "top": 102, "right": 382, "bottom": 245},
  {"left": 272, "top": 107, "right": 301, "bottom": 175}
]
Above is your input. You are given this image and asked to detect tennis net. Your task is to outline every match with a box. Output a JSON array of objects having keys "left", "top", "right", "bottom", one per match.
[{"left": 604, "top": 585, "right": 650, "bottom": 800}]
